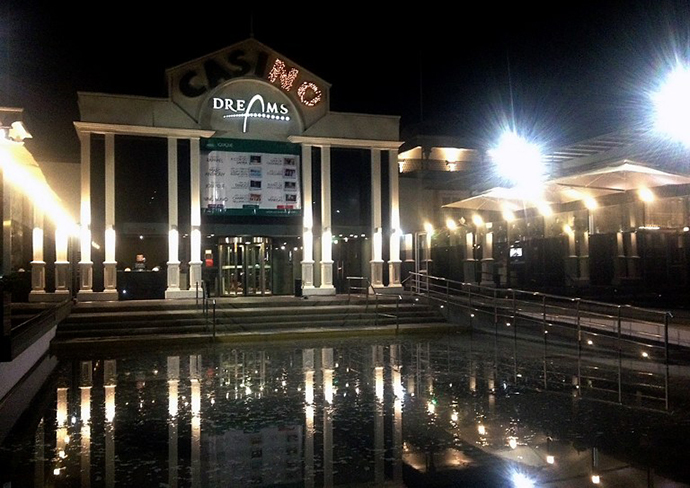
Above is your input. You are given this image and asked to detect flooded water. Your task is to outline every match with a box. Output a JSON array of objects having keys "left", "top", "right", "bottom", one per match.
[{"left": 2, "top": 330, "right": 690, "bottom": 487}]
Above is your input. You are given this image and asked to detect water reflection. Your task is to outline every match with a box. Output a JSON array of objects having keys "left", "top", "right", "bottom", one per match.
[{"left": 3, "top": 335, "right": 690, "bottom": 487}]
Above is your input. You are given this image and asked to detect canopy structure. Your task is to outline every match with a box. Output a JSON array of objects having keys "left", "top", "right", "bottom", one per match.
[
  {"left": 443, "top": 161, "right": 690, "bottom": 214},
  {"left": 551, "top": 161, "right": 690, "bottom": 192}
]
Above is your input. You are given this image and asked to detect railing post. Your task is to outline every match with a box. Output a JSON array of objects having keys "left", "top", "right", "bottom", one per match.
[
  {"left": 512, "top": 289, "right": 518, "bottom": 384},
  {"left": 575, "top": 298, "right": 582, "bottom": 397},
  {"left": 493, "top": 288, "right": 498, "bottom": 334},
  {"left": 665, "top": 312, "right": 670, "bottom": 411},
  {"left": 542, "top": 295, "right": 548, "bottom": 390},
  {"left": 617, "top": 305, "right": 623, "bottom": 404},
  {"left": 493, "top": 288, "right": 498, "bottom": 381},
  {"left": 212, "top": 299, "right": 217, "bottom": 339}
]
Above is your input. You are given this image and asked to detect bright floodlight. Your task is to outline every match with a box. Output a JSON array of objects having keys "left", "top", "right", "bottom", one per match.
[
  {"left": 489, "top": 131, "right": 544, "bottom": 189},
  {"left": 653, "top": 65, "right": 690, "bottom": 145}
]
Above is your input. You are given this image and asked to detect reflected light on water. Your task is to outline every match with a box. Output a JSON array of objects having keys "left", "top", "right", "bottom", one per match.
[
  {"left": 511, "top": 471, "right": 536, "bottom": 488},
  {"left": 3, "top": 335, "right": 689, "bottom": 488}
]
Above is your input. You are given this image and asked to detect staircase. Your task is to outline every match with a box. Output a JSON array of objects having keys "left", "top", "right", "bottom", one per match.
[{"left": 52, "top": 294, "right": 449, "bottom": 347}]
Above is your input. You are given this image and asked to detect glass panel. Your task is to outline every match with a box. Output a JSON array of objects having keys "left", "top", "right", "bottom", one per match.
[
  {"left": 219, "top": 241, "right": 243, "bottom": 296},
  {"left": 245, "top": 243, "right": 260, "bottom": 295}
]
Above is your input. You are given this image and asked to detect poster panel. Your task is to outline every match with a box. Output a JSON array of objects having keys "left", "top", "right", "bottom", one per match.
[{"left": 201, "top": 138, "right": 301, "bottom": 216}]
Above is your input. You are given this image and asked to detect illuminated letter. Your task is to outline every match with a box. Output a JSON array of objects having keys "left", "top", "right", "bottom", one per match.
[
  {"left": 268, "top": 59, "right": 299, "bottom": 91},
  {"left": 298, "top": 82, "right": 322, "bottom": 107},
  {"left": 212, "top": 98, "right": 223, "bottom": 109},
  {"left": 242, "top": 95, "right": 265, "bottom": 133},
  {"left": 266, "top": 102, "right": 278, "bottom": 114}
]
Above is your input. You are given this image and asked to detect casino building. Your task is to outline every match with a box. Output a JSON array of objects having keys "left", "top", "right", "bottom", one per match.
[{"left": 70, "top": 38, "right": 403, "bottom": 299}]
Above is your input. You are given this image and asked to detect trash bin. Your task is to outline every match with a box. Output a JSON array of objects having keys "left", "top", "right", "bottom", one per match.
[{"left": 294, "top": 279, "right": 302, "bottom": 297}]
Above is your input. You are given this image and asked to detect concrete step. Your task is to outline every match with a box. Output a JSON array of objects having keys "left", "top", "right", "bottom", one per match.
[
  {"left": 59, "top": 302, "right": 434, "bottom": 325},
  {"left": 55, "top": 315, "right": 448, "bottom": 339},
  {"left": 53, "top": 293, "right": 447, "bottom": 342},
  {"left": 56, "top": 310, "right": 444, "bottom": 333}
]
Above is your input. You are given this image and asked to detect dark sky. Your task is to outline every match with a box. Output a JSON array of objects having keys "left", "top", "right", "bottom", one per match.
[{"left": 3, "top": 1, "right": 690, "bottom": 161}]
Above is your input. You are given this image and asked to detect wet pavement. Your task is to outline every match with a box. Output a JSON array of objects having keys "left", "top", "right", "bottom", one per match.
[{"left": 2, "top": 329, "right": 690, "bottom": 487}]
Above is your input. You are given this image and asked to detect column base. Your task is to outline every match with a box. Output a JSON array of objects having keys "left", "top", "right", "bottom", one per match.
[
  {"left": 303, "top": 285, "right": 336, "bottom": 297},
  {"left": 165, "top": 289, "right": 199, "bottom": 299},
  {"left": 30, "top": 261, "right": 46, "bottom": 292},
  {"left": 388, "top": 260, "right": 402, "bottom": 287},
  {"left": 55, "top": 261, "right": 70, "bottom": 292},
  {"left": 189, "top": 261, "right": 203, "bottom": 291},
  {"left": 167, "top": 261, "right": 181, "bottom": 290},
  {"left": 79, "top": 261, "right": 94, "bottom": 292},
  {"left": 301, "top": 260, "right": 315, "bottom": 288},
  {"left": 374, "top": 284, "right": 404, "bottom": 295},
  {"left": 103, "top": 261, "right": 117, "bottom": 291},
  {"left": 29, "top": 290, "right": 71, "bottom": 303},
  {"left": 77, "top": 290, "right": 119, "bottom": 302},
  {"left": 370, "top": 260, "right": 384, "bottom": 287},
  {"left": 320, "top": 260, "right": 334, "bottom": 289}
]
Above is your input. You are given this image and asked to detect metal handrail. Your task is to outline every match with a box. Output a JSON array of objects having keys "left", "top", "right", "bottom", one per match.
[
  {"left": 408, "top": 271, "right": 675, "bottom": 410},
  {"left": 346, "top": 276, "right": 400, "bottom": 329}
]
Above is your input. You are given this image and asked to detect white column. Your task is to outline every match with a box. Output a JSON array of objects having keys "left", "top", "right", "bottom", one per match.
[
  {"left": 301, "top": 144, "right": 315, "bottom": 290},
  {"left": 166, "top": 137, "right": 181, "bottom": 297},
  {"left": 54, "top": 226, "right": 70, "bottom": 295},
  {"left": 29, "top": 208, "right": 46, "bottom": 300},
  {"left": 370, "top": 149, "right": 384, "bottom": 287},
  {"left": 319, "top": 145, "right": 335, "bottom": 293},
  {"left": 103, "top": 133, "right": 117, "bottom": 296},
  {"left": 78, "top": 131, "right": 93, "bottom": 297},
  {"left": 388, "top": 149, "right": 402, "bottom": 287},
  {"left": 189, "top": 138, "right": 202, "bottom": 291}
]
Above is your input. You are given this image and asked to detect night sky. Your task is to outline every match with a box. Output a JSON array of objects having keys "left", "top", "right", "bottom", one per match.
[{"left": 3, "top": 1, "right": 690, "bottom": 161}]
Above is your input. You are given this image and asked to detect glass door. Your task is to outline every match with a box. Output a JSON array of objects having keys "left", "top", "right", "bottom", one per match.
[
  {"left": 220, "top": 238, "right": 244, "bottom": 296},
  {"left": 219, "top": 237, "right": 272, "bottom": 296}
]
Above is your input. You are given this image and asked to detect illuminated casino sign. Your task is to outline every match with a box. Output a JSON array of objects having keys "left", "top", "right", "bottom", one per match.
[
  {"left": 211, "top": 94, "right": 291, "bottom": 133},
  {"left": 167, "top": 39, "right": 330, "bottom": 133}
]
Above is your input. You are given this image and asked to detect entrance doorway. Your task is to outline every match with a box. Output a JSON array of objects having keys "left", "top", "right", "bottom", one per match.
[{"left": 218, "top": 237, "right": 272, "bottom": 296}]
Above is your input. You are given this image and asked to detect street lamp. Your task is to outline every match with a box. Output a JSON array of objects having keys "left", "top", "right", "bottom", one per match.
[
  {"left": 651, "top": 64, "right": 690, "bottom": 146},
  {"left": 488, "top": 130, "right": 545, "bottom": 191}
]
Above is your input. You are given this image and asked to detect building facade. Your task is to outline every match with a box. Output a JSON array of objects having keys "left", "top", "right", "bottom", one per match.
[{"left": 71, "top": 39, "right": 403, "bottom": 299}]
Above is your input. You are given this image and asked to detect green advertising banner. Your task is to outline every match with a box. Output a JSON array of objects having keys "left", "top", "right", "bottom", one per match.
[{"left": 201, "top": 138, "right": 302, "bottom": 216}]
